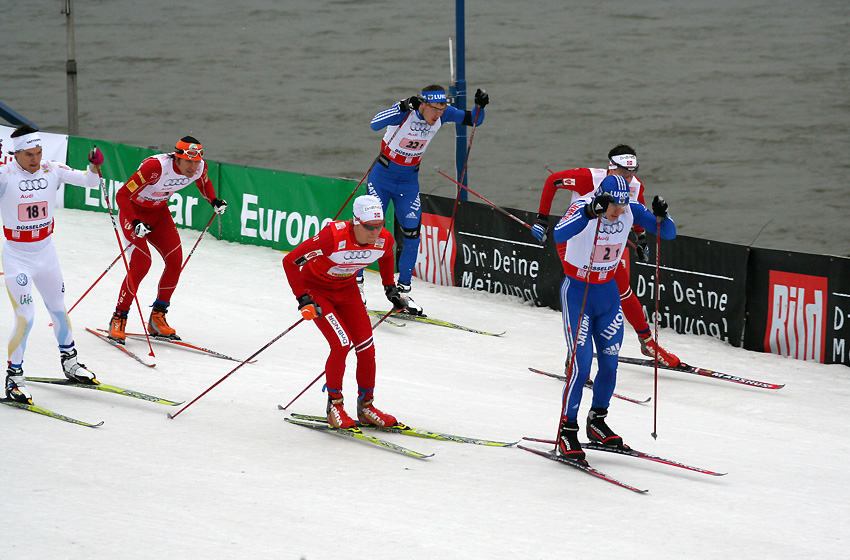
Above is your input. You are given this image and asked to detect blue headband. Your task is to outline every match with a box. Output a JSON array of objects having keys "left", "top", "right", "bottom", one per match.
[{"left": 421, "top": 90, "right": 447, "bottom": 103}]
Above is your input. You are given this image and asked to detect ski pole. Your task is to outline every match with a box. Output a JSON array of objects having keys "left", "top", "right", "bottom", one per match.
[
  {"left": 555, "top": 220, "right": 601, "bottom": 446},
  {"left": 168, "top": 318, "right": 306, "bottom": 419},
  {"left": 180, "top": 213, "right": 217, "bottom": 273},
  {"left": 100, "top": 178, "right": 156, "bottom": 357},
  {"left": 332, "top": 110, "right": 413, "bottom": 220},
  {"left": 435, "top": 169, "right": 533, "bottom": 230},
  {"left": 67, "top": 247, "right": 128, "bottom": 314},
  {"left": 651, "top": 220, "right": 662, "bottom": 439},
  {"left": 279, "top": 308, "right": 397, "bottom": 411},
  {"left": 440, "top": 106, "right": 481, "bottom": 266}
]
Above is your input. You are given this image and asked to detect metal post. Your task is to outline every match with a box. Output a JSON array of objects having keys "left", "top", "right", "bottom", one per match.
[
  {"left": 63, "top": 0, "right": 79, "bottom": 135},
  {"left": 453, "top": 0, "right": 468, "bottom": 200}
]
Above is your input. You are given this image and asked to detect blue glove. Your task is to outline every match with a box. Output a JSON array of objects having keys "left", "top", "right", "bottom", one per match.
[{"left": 531, "top": 214, "right": 549, "bottom": 243}]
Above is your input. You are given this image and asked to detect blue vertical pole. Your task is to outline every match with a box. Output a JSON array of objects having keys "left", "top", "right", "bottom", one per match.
[{"left": 454, "top": 0, "right": 468, "bottom": 200}]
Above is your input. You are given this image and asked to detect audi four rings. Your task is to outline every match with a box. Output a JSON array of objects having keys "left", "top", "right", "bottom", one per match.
[
  {"left": 163, "top": 178, "right": 190, "bottom": 187},
  {"left": 343, "top": 250, "right": 374, "bottom": 260},
  {"left": 599, "top": 221, "right": 625, "bottom": 234},
  {"left": 18, "top": 178, "right": 49, "bottom": 191}
]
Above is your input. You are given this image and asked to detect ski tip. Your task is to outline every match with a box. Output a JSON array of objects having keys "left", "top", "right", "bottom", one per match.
[{"left": 93, "top": 421, "right": 105, "bottom": 427}]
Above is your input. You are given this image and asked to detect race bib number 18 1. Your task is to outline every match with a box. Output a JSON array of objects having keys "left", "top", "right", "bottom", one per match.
[{"left": 18, "top": 201, "right": 48, "bottom": 222}]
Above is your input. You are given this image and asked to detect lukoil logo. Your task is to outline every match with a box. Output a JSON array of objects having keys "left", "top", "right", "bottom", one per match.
[{"left": 764, "top": 271, "right": 827, "bottom": 362}]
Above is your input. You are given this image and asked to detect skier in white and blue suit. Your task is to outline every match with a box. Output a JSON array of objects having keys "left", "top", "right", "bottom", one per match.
[
  {"left": 551, "top": 174, "right": 676, "bottom": 464},
  {"left": 364, "top": 84, "right": 488, "bottom": 316}
]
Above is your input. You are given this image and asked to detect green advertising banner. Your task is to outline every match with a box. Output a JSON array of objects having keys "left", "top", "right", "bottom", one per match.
[
  {"left": 218, "top": 163, "right": 380, "bottom": 250},
  {"left": 64, "top": 136, "right": 391, "bottom": 254}
]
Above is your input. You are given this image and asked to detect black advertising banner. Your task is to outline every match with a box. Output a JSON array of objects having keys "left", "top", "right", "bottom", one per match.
[
  {"left": 631, "top": 234, "right": 749, "bottom": 347},
  {"left": 415, "top": 193, "right": 848, "bottom": 367},
  {"left": 417, "top": 194, "right": 565, "bottom": 308},
  {"left": 743, "top": 249, "right": 850, "bottom": 366}
]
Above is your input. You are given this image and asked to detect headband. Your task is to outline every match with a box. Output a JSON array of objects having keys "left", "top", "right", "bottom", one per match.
[
  {"left": 11, "top": 132, "right": 43, "bottom": 153},
  {"left": 174, "top": 139, "right": 204, "bottom": 161},
  {"left": 421, "top": 90, "right": 447, "bottom": 104},
  {"left": 352, "top": 195, "right": 384, "bottom": 224},
  {"left": 608, "top": 153, "right": 638, "bottom": 171}
]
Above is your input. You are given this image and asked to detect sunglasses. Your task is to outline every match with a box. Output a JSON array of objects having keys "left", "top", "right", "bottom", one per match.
[
  {"left": 610, "top": 160, "right": 638, "bottom": 173},
  {"left": 177, "top": 148, "right": 204, "bottom": 159},
  {"left": 360, "top": 222, "right": 383, "bottom": 231}
]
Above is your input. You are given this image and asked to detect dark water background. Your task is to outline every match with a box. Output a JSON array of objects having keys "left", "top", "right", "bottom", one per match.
[{"left": 2, "top": 0, "right": 848, "bottom": 255}]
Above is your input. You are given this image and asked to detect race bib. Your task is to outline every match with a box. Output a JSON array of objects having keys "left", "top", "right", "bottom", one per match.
[{"left": 18, "top": 201, "right": 48, "bottom": 222}]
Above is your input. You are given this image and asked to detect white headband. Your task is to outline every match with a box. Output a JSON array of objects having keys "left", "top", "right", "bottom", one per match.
[
  {"left": 608, "top": 153, "right": 638, "bottom": 171},
  {"left": 11, "top": 132, "right": 43, "bottom": 153},
  {"left": 352, "top": 195, "right": 384, "bottom": 224}
]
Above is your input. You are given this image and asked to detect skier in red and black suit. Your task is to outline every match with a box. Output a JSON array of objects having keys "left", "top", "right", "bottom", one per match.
[
  {"left": 282, "top": 195, "right": 412, "bottom": 430},
  {"left": 108, "top": 136, "right": 227, "bottom": 343}
]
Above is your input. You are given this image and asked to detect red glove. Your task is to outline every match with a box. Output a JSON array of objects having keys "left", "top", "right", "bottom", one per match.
[{"left": 88, "top": 148, "right": 104, "bottom": 166}]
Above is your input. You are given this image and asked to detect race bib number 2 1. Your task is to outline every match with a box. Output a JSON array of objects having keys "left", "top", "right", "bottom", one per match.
[{"left": 593, "top": 244, "right": 621, "bottom": 263}]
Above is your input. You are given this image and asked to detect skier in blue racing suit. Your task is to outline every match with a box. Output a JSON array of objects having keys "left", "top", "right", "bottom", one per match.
[{"left": 362, "top": 84, "right": 488, "bottom": 316}]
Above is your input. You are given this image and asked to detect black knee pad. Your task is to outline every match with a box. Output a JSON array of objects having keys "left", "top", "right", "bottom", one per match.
[{"left": 401, "top": 224, "right": 421, "bottom": 240}]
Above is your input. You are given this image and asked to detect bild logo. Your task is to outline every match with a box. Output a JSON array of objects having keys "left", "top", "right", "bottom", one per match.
[{"left": 764, "top": 271, "right": 827, "bottom": 362}]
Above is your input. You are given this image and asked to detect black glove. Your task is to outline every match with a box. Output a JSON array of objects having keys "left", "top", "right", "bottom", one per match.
[
  {"left": 652, "top": 195, "right": 669, "bottom": 219},
  {"left": 211, "top": 198, "right": 227, "bottom": 215},
  {"left": 584, "top": 194, "right": 611, "bottom": 219},
  {"left": 634, "top": 231, "right": 649, "bottom": 263},
  {"left": 297, "top": 294, "right": 322, "bottom": 320},
  {"left": 132, "top": 219, "right": 152, "bottom": 238},
  {"left": 531, "top": 214, "right": 549, "bottom": 243},
  {"left": 384, "top": 285, "right": 408, "bottom": 312},
  {"left": 399, "top": 96, "right": 421, "bottom": 113},
  {"left": 474, "top": 88, "right": 489, "bottom": 108}
]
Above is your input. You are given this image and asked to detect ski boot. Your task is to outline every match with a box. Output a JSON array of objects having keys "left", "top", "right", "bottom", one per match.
[
  {"left": 149, "top": 303, "right": 181, "bottom": 340},
  {"left": 109, "top": 311, "right": 128, "bottom": 344},
  {"left": 61, "top": 348, "right": 98, "bottom": 384},
  {"left": 5, "top": 363, "right": 32, "bottom": 404},
  {"left": 327, "top": 396, "right": 356, "bottom": 429},
  {"left": 357, "top": 397, "right": 398, "bottom": 428},
  {"left": 396, "top": 283, "right": 425, "bottom": 317},
  {"left": 586, "top": 407, "right": 628, "bottom": 449},
  {"left": 556, "top": 420, "right": 586, "bottom": 463}
]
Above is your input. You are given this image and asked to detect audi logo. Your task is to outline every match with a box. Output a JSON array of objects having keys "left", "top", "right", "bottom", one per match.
[
  {"left": 18, "top": 178, "right": 48, "bottom": 191},
  {"left": 343, "top": 250, "right": 373, "bottom": 260},
  {"left": 163, "top": 178, "right": 189, "bottom": 187},
  {"left": 410, "top": 122, "right": 432, "bottom": 132},
  {"left": 600, "top": 221, "right": 625, "bottom": 234}
]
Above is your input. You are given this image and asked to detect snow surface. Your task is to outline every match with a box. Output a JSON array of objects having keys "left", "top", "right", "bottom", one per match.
[{"left": 3, "top": 208, "right": 849, "bottom": 560}]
